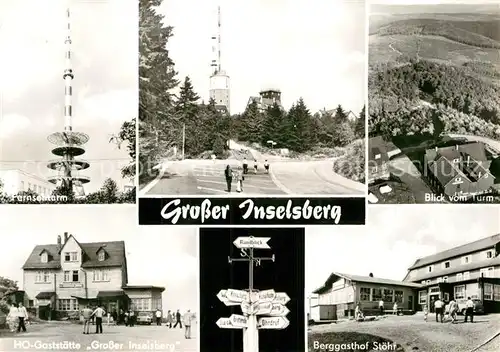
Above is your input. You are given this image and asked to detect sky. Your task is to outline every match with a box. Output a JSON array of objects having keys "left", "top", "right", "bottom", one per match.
[
  {"left": 0, "top": 0, "right": 137, "bottom": 193},
  {"left": 159, "top": 0, "right": 366, "bottom": 115},
  {"left": 305, "top": 205, "right": 500, "bottom": 295},
  {"left": 0, "top": 205, "right": 198, "bottom": 314}
]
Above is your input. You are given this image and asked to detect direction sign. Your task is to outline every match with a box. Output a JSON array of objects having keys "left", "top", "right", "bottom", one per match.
[
  {"left": 273, "top": 292, "right": 291, "bottom": 305},
  {"left": 268, "top": 303, "right": 290, "bottom": 317},
  {"left": 216, "top": 317, "right": 243, "bottom": 329},
  {"left": 240, "top": 301, "right": 255, "bottom": 315},
  {"left": 233, "top": 236, "right": 271, "bottom": 249},
  {"left": 230, "top": 314, "right": 248, "bottom": 328},
  {"left": 254, "top": 301, "right": 273, "bottom": 315},
  {"left": 217, "top": 290, "right": 241, "bottom": 306},
  {"left": 226, "top": 289, "right": 250, "bottom": 302},
  {"left": 258, "top": 316, "right": 290, "bottom": 330},
  {"left": 258, "top": 289, "right": 276, "bottom": 302}
]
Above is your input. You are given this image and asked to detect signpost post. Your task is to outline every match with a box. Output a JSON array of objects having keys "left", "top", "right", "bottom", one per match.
[{"left": 216, "top": 236, "right": 291, "bottom": 352}]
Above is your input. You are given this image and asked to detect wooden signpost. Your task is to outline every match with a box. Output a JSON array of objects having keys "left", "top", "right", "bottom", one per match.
[{"left": 216, "top": 236, "right": 291, "bottom": 352}]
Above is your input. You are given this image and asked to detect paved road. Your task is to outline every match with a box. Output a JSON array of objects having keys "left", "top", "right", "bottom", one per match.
[{"left": 0, "top": 322, "right": 197, "bottom": 352}]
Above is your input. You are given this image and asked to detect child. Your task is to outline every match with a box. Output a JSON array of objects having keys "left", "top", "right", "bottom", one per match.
[
  {"left": 235, "top": 170, "right": 244, "bottom": 193},
  {"left": 423, "top": 305, "right": 428, "bottom": 322}
]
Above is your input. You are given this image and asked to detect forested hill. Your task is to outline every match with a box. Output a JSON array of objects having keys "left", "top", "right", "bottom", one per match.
[
  {"left": 372, "top": 18, "right": 500, "bottom": 48},
  {"left": 369, "top": 60, "right": 500, "bottom": 139}
]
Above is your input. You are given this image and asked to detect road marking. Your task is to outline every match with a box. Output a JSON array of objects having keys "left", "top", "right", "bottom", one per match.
[
  {"left": 469, "top": 330, "right": 500, "bottom": 352},
  {"left": 139, "top": 167, "right": 166, "bottom": 196},
  {"left": 198, "top": 179, "right": 280, "bottom": 190},
  {"left": 197, "top": 186, "right": 246, "bottom": 195},
  {"left": 268, "top": 168, "right": 292, "bottom": 194}
]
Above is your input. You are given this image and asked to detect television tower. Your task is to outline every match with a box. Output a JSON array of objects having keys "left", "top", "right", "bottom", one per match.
[
  {"left": 47, "top": 8, "right": 90, "bottom": 196},
  {"left": 209, "top": 6, "right": 230, "bottom": 114}
]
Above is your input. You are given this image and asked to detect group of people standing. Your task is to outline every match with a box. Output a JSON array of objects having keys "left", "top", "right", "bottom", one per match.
[
  {"left": 426, "top": 297, "right": 475, "bottom": 323},
  {"left": 6, "top": 302, "right": 29, "bottom": 333},
  {"left": 224, "top": 158, "right": 270, "bottom": 193}
]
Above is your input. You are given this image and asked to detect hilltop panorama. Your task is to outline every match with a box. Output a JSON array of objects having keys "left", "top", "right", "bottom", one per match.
[{"left": 368, "top": 5, "right": 500, "bottom": 204}]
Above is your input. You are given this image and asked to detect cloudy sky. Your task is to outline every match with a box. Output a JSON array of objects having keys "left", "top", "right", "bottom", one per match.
[
  {"left": 159, "top": 0, "right": 366, "bottom": 115},
  {"left": 0, "top": 0, "right": 137, "bottom": 193},
  {"left": 306, "top": 205, "right": 500, "bottom": 295},
  {"left": 0, "top": 206, "right": 198, "bottom": 314}
]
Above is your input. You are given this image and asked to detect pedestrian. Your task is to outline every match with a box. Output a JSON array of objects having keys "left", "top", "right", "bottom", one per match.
[
  {"left": 253, "top": 159, "right": 258, "bottom": 174},
  {"left": 17, "top": 302, "right": 28, "bottom": 333},
  {"left": 82, "top": 305, "right": 93, "bottom": 334},
  {"left": 155, "top": 309, "right": 162, "bottom": 326},
  {"left": 7, "top": 302, "right": 19, "bottom": 333},
  {"left": 129, "top": 310, "right": 135, "bottom": 327},
  {"left": 378, "top": 299, "right": 384, "bottom": 315},
  {"left": 235, "top": 170, "right": 244, "bottom": 193},
  {"left": 166, "top": 310, "right": 173, "bottom": 328},
  {"left": 184, "top": 310, "right": 192, "bottom": 339},
  {"left": 242, "top": 158, "right": 248, "bottom": 174},
  {"left": 423, "top": 305, "right": 428, "bottom": 322},
  {"left": 464, "top": 297, "right": 474, "bottom": 323},
  {"left": 173, "top": 309, "right": 183, "bottom": 328},
  {"left": 448, "top": 299, "right": 458, "bottom": 323},
  {"left": 91, "top": 305, "right": 106, "bottom": 334},
  {"left": 434, "top": 298, "right": 444, "bottom": 323},
  {"left": 355, "top": 303, "right": 364, "bottom": 321},
  {"left": 264, "top": 160, "right": 269, "bottom": 174},
  {"left": 124, "top": 311, "right": 129, "bottom": 326},
  {"left": 224, "top": 165, "right": 233, "bottom": 192},
  {"left": 393, "top": 302, "right": 398, "bottom": 315},
  {"left": 119, "top": 309, "right": 124, "bottom": 325}
]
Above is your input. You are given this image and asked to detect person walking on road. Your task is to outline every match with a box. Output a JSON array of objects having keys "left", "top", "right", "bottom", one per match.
[
  {"left": 184, "top": 310, "right": 192, "bottom": 339},
  {"left": 434, "top": 298, "right": 444, "bottom": 323},
  {"left": 92, "top": 305, "right": 106, "bottom": 334},
  {"left": 82, "top": 305, "right": 93, "bottom": 334},
  {"left": 393, "top": 302, "right": 398, "bottom": 315},
  {"left": 166, "top": 310, "right": 173, "bottom": 328},
  {"left": 235, "top": 170, "right": 244, "bottom": 193},
  {"left": 129, "top": 310, "right": 135, "bottom": 327},
  {"left": 253, "top": 159, "right": 258, "bottom": 174},
  {"left": 464, "top": 297, "right": 474, "bottom": 323},
  {"left": 448, "top": 299, "right": 458, "bottom": 323},
  {"left": 264, "top": 160, "right": 270, "bottom": 174},
  {"left": 224, "top": 165, "right": 233, "bottom": 192},
  {"left": 242, "top": 158, "right": 248, "bottom": 174},
  {"left": 7, "top": 302, "right": 19, "bottom": 333},
  {"left": 378, "top": 299, "right": 384, "bottom": 315},
  {"left": 173, "top": 309, "right": 182, "bottom": 328},
  {"left": 17, "top": 302, "right": 28, "bottom": 333},
  {"left": 155, "top": 309, "right": 162, "bottom": 326}
]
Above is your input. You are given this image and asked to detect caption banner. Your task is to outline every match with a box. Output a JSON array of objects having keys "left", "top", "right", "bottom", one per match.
[{"left": 139, "top": 197, "right": 366, "bottom": 225}]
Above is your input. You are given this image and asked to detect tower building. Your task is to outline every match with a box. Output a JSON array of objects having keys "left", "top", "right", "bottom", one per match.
[
  {"left": 47, "top": 8, "right": 90, "bottom": 196},
  {"left": 209, "top": 6, "right": 230, "bottom": 115}
]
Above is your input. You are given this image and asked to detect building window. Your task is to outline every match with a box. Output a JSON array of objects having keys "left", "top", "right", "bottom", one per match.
[
  {"left": 131, "top": 298, "right": 151, "bottom": 311},
  {"left": 428, "top": 265, "right": 434, "bottom": 273},
  {"left": 429, "top": 286, "right": 440, "bottom": 294},
  {"left": 484, "top": 284, "right": 493, "bottom": 301},
  {"left": 58, "top": 298, "right": 78, "bottom": 311},
  {"left": 28, "top": 300, "right": 34, "bottom": 307},
  {"left": 480, "top": 267, "right": 494, "bottom": 278},
  {"left": 453, "top": 158, "right": 459, "bottom": 163},
  {"left": 71, "top": 252, "right": 78, "bottom": 261},
  {"left": 41, "top": 252, "right": 48, "bottom": 263},
  {"left": 64, "top": 253, "right": 70, "bottom": 262},
  {"left": 443, "top": 261, "right": 450, "bottom": 269},
  {"left": 456, "top": 273, "right": 463, "bottom": 281},
  {"left": 463, "top": 272, "right": 469, "bottom": 280},
  {"left": 486, "top": 251, "right": 492, "bottom": 259},
  {"left": 35, "top": 271, "right": 51, "bottom": 283},
  {"left": 360, "top": 288, "right": 370, "bottom": 301},
  {"left": 418, "top": 291, "right": 427, "bottom": 305},
  {"left": 395, "top": 290, "right": 403, "bottom": 303},
  {"left": 383, "top": 289, "right": 394, "bottom": 302},
  {"left": 493, "top": 285, "right": 500, "bottom": 301},
  {"left": 98, "top": 251, "right": 105, "bottom": 261},
  {"left": 454, "top": 285, "right": 465, "bottom": 300},
  {"left": 426, "top": 280, "right": 431, "bottom": 285},
  {"left": 455, "top": 177, "right": 461, "bottom": 182},
  {"left": 93, "top": 270, "right": 109, "bottom": 282},
  {"left": 462, "top": 256, "right": 470, "bottom": 264},
  {"left": 443, "top": 276, "right": 448, "bottom": 283},
  {"left": 372, "top": 288, "right": 382, "bottom": 301},
  {"left": 72, "top": 271, "right": 79, "bottom": 282}
]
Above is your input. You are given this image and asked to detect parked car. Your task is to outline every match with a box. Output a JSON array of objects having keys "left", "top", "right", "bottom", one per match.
[
  {"left": 136, "top": 311, "right": 153, "bottom": 325},
  {"left": 444, "top": 299, "right": 484, "bottom": 315}
]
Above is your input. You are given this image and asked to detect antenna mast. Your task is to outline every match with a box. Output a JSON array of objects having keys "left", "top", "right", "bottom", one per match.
[{"left": 217, "top": 6, "right": 221, "bottom": 73}]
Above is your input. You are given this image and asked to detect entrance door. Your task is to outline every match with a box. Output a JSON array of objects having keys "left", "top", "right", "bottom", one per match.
[
  {"left": 408, "top": 295, "right": 413, "bottom": 311},
  {"left": 429, "top": 295, "right": 438, "bottom": 313},
  {"left": 39, "top": 305, "right": 50, "bottom": 320}
]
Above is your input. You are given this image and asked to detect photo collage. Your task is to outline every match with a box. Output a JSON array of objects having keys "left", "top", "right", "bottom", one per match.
[{"left": 0, "top": 0, "right": 499, "bottom": 351}]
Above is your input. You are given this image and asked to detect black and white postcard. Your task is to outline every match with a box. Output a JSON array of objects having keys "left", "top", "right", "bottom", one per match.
[{"left": 199, "top": 228, "right": 305, "bottom": 351}]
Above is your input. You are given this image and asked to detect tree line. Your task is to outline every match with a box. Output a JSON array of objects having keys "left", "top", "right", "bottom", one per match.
[{"left": 139, "top": 0, "right": 365, "bottom": 184}]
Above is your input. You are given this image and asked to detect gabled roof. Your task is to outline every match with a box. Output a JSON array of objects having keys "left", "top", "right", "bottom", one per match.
[
  {"left": 22, "top": 240, "right": 126, "bottom": 269},
  {"left": 429, "top": 156, "right": 466, "bottom": 187},
  {"left": 58, "top": 234, "right": 83, "bottom": 254},
  {"left": 407, "top": 234, "right": 500, "bottom": 270},
  {"left": 313, "top": 272, "right": 423, "bottom": 294},
  {"left": 369, "top": 136, "right": 389, "bottom": 163}
]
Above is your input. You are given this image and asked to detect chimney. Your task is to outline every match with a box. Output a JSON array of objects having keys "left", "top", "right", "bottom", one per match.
[
  {"left": 64, "top": 232, "right": 69, "bottom": 244},
  {"left": 478, "top": 171, "right": 482, "bottom": 178},
  {"left": 57, "top": 235, "right": 62, "bottom": 249},
  {"left": 369, "top": 273, "right": 374, "bottom": 277}
]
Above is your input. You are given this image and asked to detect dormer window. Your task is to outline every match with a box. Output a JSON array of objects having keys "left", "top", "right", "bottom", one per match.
[
  {"left": 453, "top": 158, "right": 460, "bottom": 163},
  {"left": 486, "top": 251, "right": 493, "bottom": 259},
  {"left": 428, "top": 265, "right": 434, "bottom": 273},
  {"left": 462, "top": 255, "right": 470, "bottom": 264},
  {"left": 443, "top": 261, "right": 450, "bottom": 269},
  {"left": 98, "top": 251, "right": 105, "bottom": 261},
  {"left": 41, "top": 252, "right": 48, "bottom": 263}
]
